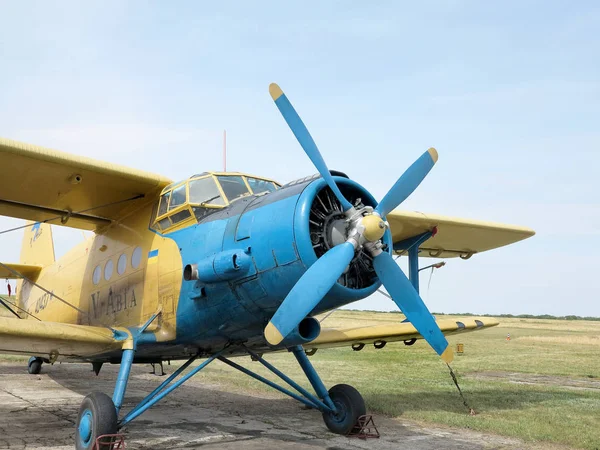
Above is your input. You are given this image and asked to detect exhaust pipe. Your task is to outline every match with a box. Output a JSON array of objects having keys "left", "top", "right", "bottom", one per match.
[
  {"left": 277, "top": 317, "right": 321, "bottom": 347},
  {"left": 184, "top": 249, "right": 251, "bottom": 283}
]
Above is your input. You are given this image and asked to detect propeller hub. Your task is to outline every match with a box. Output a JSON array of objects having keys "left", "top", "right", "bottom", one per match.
[
  {"left": 361, "top": 214, "right": 386, "bottom": 242},
  {"left": 328, "top": 218, "right": 348, "bottom": 247}
]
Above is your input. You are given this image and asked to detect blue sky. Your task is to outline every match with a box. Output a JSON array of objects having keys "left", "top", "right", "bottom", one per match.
[{"left": 0, "top": 1, "right": 598, "bottom": 316}]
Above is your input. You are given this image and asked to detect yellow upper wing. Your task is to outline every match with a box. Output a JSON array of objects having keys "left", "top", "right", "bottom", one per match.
[
  {"left": 0, "top": 137, "right": 172, "bottom": 231},
  {"left": 305, "top": 317, "right": 499, "bottom": 350},
  {"left": 0, "top": 316, "right": 128, "bottom": 360},
  {"left": 387, "top": 210, "right": 535, "bottom": 258}
]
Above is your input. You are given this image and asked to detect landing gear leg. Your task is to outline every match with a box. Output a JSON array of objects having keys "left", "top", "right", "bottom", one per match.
[
  {"left": 150, "top": 361, "right": 165, "bottom": 376},
  {"left": 74, "top": 347, "right": 134, "bottom": 449},
  {"left": 220, "top": 345, "right": 365, "bottom": 435},
  {"left": 74, "top": 315, "right": 164, "bottom": 449},
  {"left": 27, "top": 356, "right": 43, "bottom": 374}
]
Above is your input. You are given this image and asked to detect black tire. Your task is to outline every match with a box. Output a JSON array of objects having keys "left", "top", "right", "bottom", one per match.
[
  {"left": 322, "top": 384, "right": 366, "bottom": 435},
  {"left": 75, "top": 392, "right": 118, "bottom": 450},
  {"left": 28, "top": 358, "right": 42, "bottom": 375}
]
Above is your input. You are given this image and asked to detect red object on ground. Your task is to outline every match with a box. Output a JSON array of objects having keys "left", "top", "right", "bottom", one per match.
[
  {"left": 347, "top": 415, "right": 380, "bottom": 439},
  {"left": 93, "top": 434, "right": 126, "bottom": 449}
]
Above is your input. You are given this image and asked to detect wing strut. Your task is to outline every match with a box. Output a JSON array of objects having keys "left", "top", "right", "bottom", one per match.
[
  {"left": 0, "top": 261, "right": 88, "bottom": 317},
  {"left": 0, "top": 194, "right": 144, "bottom": 236},
  {"left": 0, "top": 296, "right": 21, "bottom": 319},
  {"left": 0, "top": 294, "right": 41, "bottom": 320}
]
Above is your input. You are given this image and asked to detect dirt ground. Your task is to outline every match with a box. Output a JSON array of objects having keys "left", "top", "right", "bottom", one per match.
[{"left": 0, "top": 362, "right": 566, "bottom": 450}]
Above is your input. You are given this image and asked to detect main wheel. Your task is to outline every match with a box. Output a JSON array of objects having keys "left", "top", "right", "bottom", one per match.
[
  {"left": 28, "top": 357, "right": 42, "bottom": 374},
  {"left": 322, "top": 384, "right": 366, "bottom": 435},
  {"left": 75, "top": 392, "right": 118, "bottom": 450}
]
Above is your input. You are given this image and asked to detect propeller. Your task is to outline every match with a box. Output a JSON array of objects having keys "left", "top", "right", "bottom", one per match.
[
  {"left": 264, "top": 242, "right": 355, "bottom": 345},
  {"left": 372, "top": 251, "right": 453, "bottom": 362},
  {"left": 374, "top": 148, "right": 438, "bottom": 217},
  {"left": 269, "top": 83, "right": 353, "bottom": 212},
  {"left": 266, "top": 83, "right": 452, "bottom": 363}
]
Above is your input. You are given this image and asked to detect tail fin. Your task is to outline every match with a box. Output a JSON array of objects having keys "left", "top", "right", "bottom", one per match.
[{"left": 20, "top": 222, "right": 55, "bottom": 267}]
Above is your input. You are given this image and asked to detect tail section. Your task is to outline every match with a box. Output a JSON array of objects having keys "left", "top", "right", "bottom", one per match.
[{"left": 20, "top": 222, "right": 55, "bottom": 267}]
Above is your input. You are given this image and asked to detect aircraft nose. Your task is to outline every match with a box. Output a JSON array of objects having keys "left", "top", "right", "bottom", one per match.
[{"left": 295, "top": 176, "right": 391, "bottom": 292}]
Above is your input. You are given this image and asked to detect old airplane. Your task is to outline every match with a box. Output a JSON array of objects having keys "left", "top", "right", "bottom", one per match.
[{"left": 0, "top": 83, "right": 534, "bottom": 449}]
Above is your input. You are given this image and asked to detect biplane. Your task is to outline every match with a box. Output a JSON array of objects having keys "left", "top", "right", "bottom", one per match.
[{"left": 0, "top": 84, "right": 534, "bottom": 449}]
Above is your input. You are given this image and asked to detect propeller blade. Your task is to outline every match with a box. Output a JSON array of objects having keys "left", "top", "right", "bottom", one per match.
[
  {"left": 375, "top": 148, "right": 438, "bottom": 217},
  {"left": 372, "top": 251, "right": 453, "bottom": 363},
  {"left": 269, "top": 83, "right": 353, "bottom": 212},
  {"left": 265, "top": 241, "right": 355, "bottom": 345}
]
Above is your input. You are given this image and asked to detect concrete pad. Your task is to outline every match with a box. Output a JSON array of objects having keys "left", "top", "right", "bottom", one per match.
[{"left": 0, "top": 362, "right": 535, "bottom": 449}]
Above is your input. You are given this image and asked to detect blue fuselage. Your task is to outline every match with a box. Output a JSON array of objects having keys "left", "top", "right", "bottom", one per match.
[{"left": 160, "top": 175, "right": 391, "bottom": 353}]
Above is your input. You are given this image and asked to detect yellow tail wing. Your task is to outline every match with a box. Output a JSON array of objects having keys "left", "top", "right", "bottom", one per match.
[{"left": 20, "top": 221, "right": 54, "bottom": 268}]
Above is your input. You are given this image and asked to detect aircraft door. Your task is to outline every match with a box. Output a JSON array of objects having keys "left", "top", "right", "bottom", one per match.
[
  {"left": 156, "top": 241, "right": 182, "bottom": 319},
  {"left": 140, "top": 248, "right": 160, "bottom": 322}
]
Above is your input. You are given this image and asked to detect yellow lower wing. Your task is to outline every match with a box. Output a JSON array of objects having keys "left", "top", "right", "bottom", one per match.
[
  {"left": 0, "top": 317, "right": 129, "bottom": 360},
  {"left": 305, "top": 317, "right": 499, "bottom": 349}
]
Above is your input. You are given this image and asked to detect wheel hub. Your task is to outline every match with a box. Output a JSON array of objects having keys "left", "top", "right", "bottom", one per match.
[
  {"left": 79, "top": 410, "right": 93, "bottom": 445},
  {"left": 330, "top": 400, "right": 347, "bottom": 422}
]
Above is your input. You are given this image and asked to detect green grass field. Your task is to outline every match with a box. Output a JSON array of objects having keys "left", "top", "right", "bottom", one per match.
[{"left": 1, "top": 302, "right": 598, "bottom": 449}]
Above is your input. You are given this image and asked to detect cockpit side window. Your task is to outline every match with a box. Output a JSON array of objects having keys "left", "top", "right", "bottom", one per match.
[
  {"left": 189, "top": 177, "right": 225, "bottom": 206},
  {"left": 170, "top": 208, "right": 191, "bottom": 224},
  {"left": 158, "top": 191, "right": 171, "bottom": 216},
  {"left": 246, "top": 177, "right": 277, "bottom": 195},
  {"left": 157, "top": 217, "right": 171, "bottom": 230},
  {"left": 169, "top": 184, "right": 187, "bottom": 210},
  {"left": 217, "top": 175, "right": 250, "bottom": 203}
]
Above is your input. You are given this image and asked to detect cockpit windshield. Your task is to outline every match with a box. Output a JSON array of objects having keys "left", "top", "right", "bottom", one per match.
[
  {"left": 189, "top": 177, "right": 225, "bottom": 206},
  {"left": 246, "top": 177, "right": 277, "bottom": 195},
  {"left": 151, "top": 173, "right": 280, "bottom": 233},
  {"left": 216, "top": 175, "right": 250, "bottom": 203}
]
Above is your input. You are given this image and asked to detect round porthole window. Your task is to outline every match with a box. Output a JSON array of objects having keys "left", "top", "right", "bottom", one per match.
[
  {"left": 132, "top": 246, "right": 142, "bottom": 269},
  {"left": 92, "top": 265, "right": 101, "bottom": 285},
  {"left": 117, "top": 253, "right": 127, "bottom": 275},
  {"left": 104, "top": 259, "right": 114, "bottom": 281}
]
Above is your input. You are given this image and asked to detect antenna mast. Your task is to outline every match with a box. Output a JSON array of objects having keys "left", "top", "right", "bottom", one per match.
[{"left": 223, "top": 130, "right": 227, "bottom": 172}]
